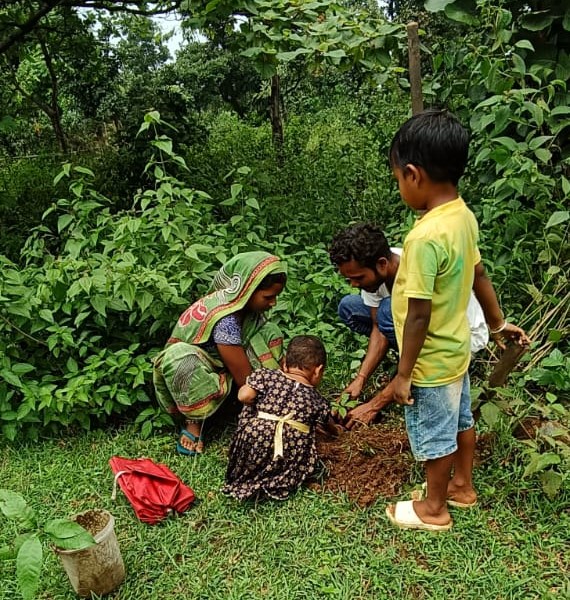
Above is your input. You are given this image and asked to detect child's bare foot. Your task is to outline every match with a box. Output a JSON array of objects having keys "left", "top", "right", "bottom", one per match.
[
  {"left": 412, "top": 499, "right": 452, "bottom": 527},
  {"left": 447, "top": 482, "right": 477, "bottom": 507},
  {"left": 411, "top": 482, "right": 478, "bottom": 508}
]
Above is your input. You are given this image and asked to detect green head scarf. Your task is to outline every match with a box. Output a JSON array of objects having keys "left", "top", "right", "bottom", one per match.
[{"left": 169, "top": 251, "right": 287, "bottom": 345}]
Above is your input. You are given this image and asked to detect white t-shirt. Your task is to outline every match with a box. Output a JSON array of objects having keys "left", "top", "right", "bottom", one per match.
[{"left": 360, "top": 248, "right": 489, "bottom": 353}]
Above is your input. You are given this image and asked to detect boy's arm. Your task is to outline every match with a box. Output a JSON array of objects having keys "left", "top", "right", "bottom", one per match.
[
  {"left": 473, "top": 262, "right": 530, "bottom": 349},
  {"left": 344, "top": 306, "right": 390, "bottom": 399},
  {"left": 388, "top": 298, "right": 431, "bottom": 405},
  {"left": 237, "top": 384, "right": 257, "bottom": 405}
]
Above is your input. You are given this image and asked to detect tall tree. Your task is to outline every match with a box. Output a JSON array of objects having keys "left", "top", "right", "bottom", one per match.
[{"left": 182, "top": 0, "right": 405, "bottom": 146}]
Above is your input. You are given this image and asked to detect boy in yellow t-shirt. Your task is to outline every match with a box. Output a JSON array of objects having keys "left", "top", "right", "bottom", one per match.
[{"left": 384, "top": 109, "right": 529, "bottom": 532}]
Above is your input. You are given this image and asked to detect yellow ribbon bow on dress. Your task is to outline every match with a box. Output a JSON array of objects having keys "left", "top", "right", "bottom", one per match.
[{"left": 257, "top": 411, "right": 310, "bottom": 459}]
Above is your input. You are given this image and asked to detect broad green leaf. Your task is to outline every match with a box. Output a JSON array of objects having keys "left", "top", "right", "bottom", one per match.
[
  {"left": 514, "top": 39, "right": 535, "bottom": 51},
  {"left": 141, "top": 420, "right": 153, "bottom": 439},
  {"left": 445, "top": 1, "right": 478, "bottom": 26},
  {"left": 240, "top": 47, "right": 264, "bottom": 58},
  {"left": 480, "top": 402, "right": 501, "bottom": 429},
  {"left": 493, "top": 136, "right": 518, "bottom": 151},
  {"left": 38, "top": 309, "right": 54, "bottom": 323},
  {"left": 16, "top": 536, "right": 42, "bottom": 600},
  {"left": 11, "top": 364, "right": 35, "bottom": 376},
  {"left": 534, "top": 148, "right": 551, "bottom": 163},
  {"left": 245, "top": 197, "right": 260, "bottom": 210},
  {"left": 57, "top": 214, "right": 74, "bottom": 233},
  {"left": 424, "top": 0, "right": 455, "bottom": 12},
  {"left": 545, "top": 211, "right": 569, "bottom": 228},
  {"left": 90, "top": 296, "right": 107, "bottom": 316},
  {"left": 475, "top": 95, "right": 503, "bottom": 109},
  {"left": 73, "top": 166, "right": 95, "bottom": 177},
  {"left": 540, "top": 470, "right": 562, "bottom": 499},
  {"left": 44, "top": 520, "right": 95, "bottom": 550},
  {"left": 523, "top": 452, "right": 560, "bottom": 477},
  {"left": 0, "top": 369, "right": 22, "bottom": 388},
  {"left": 136, "top": 291, "right": 154, "bottom": 314},
  {"left": 528, "top": 135, "right": 552, "bottom": 150},
  {"left": 551, "top": 105, "right": 570, "bottom": 117},
  {"left": 521, "top": 12, "right": 554, "bottom": 32},
  {"left": 511, "top": 53, "right": 525, "bottom": 75},
  {"left": 276, "top": 48, "right": 311, "bottom": 61},
  {"left": 230, "top": 184, "right": 243, "bottom": 198},
  {"left": 153, "top": 139, "right": 173, "bottom": 155},
  {"left": 0, "top": 490, "right": 36, "bottom": 529},
  {"left": 324, "top": 49, "right": 347, "bottom": 59}
]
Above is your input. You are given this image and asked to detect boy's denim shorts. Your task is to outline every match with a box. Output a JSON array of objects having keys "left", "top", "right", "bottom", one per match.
[{"left": 404, "top": 373, "right": 473, "bottom": 461}]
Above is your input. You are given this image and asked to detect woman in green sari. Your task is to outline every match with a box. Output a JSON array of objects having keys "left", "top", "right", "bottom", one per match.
[{"left": 153, "top": 251, "right": 287, "bottom": 455}]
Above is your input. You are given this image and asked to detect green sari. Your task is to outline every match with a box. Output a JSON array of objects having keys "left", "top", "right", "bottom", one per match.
[{"left": 153, "top": 252, "right": 286, "bottom": 421}]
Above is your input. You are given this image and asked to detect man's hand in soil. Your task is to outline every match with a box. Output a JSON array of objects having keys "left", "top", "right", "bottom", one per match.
[
  {"left": 343, "top": 375, "right": 365, "bottom": 399},
  {"left": 345, "top": 391, "right": 392, "bottom": 430}
]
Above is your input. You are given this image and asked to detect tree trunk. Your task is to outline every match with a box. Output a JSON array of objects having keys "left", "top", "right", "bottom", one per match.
[
  {"left": 406, "top": 22, "right": 423, "bottom": 115},
  {"left": 39, "top": 37, "right": 68, "bottom": 153},
  {"left": 270, "top": 74, "right": 284, "bottom": 162}
]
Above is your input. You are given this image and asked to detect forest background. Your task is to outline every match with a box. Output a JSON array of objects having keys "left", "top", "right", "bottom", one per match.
[{"left": 0, "top": 0, "right": 568, "bottom": 516}]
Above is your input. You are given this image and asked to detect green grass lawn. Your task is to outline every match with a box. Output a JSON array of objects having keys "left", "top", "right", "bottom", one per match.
[{"left": 1, "top": 422, "right": 568, "bottom": 600}]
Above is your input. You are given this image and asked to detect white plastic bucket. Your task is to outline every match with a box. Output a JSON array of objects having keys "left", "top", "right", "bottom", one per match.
[{"left": 56, "top": 509, "right": 125, "bottom": 597}]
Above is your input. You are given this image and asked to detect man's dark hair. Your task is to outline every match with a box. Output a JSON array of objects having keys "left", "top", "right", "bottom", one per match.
[
  {"left": 285, "top": 335, "right": 327, "bottom": 369},
  {"left": 329, "top": 223, "right": 391, "bottom": 270},
  {"left": 389, "top": 109, "right": 469, "bottom": 186}
]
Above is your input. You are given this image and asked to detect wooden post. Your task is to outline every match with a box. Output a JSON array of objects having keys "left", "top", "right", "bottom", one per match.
[{"left": 406, "top": 22, "right": 423, "bottom": 115}]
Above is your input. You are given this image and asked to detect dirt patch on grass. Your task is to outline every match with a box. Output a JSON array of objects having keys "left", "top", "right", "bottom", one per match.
[
  {"left": 311, "top": 424, "right": 498, "bottom": 507},
  {"left": 311, "top": 424, "right": 413, "bottom": 507}
]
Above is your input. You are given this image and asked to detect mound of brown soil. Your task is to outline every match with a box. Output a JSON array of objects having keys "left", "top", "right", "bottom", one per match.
[
  {"left": 312, "top": 425, "right": 497, "bottom": 507},
  {"left": 311, "top": 424, "right": 413, "bottom": 507}
]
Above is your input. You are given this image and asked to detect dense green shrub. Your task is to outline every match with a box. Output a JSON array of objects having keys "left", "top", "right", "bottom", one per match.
[{"left": 0, "top": 114, "right": 357, "bottom": 440}]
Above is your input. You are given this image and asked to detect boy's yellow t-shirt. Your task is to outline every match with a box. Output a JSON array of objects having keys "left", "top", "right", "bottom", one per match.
[{"left": 392, "top": 198, "right": 481, "bottom": 386}]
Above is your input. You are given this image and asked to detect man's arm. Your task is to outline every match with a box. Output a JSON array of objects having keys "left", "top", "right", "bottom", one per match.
[
  {"left": 344, "top": 306, "right": 389, "bottom": 398},
  {"left": 473, "top": 262, "right": 530, "bottom": 349},
  {"left": 344, "top": 306, "right": 390, "bottom": 399},
  {"left": 346, "top": 298, "right": 430, "bottom": 428}
]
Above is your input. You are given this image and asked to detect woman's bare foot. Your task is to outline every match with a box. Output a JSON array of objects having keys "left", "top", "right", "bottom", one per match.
[{"left": 180, "top": 420, "right": 204, "bottom": 454}]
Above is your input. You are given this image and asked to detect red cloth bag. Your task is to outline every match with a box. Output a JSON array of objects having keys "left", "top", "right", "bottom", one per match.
[{"left": 109, "top": 456, "right": 195, "bottom": 524}]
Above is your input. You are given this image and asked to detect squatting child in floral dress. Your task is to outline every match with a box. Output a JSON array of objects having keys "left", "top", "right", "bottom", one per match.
[{"left": 223, "top": 335, "right": 337, "bottom": 501}]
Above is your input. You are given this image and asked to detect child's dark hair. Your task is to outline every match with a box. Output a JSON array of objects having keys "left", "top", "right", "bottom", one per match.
[
  {"left": 329, "top": 223, "right": 391, "bottom": 270},
  {"left": 258, "top": 271, "right": 287, "bottom": 289},
  {"left": 389, "top": 109, "right": 469, "bottom": 186},
  {"left": 285, "top": 335, "right": 327, "bottom": 369}
]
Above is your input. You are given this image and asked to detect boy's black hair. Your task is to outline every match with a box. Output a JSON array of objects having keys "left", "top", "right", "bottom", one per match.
[
  {"left": 329, "top": 223, "right": 391, "bottom": 270},
  {"left": 285, "top": 335, "right": 327, "bottom": 369},
  {"left": 389, "top": 109, "right": 469, "bottom": 186},
  {"left": 258, "top": 272, "right": 287, "bottom": 290}
]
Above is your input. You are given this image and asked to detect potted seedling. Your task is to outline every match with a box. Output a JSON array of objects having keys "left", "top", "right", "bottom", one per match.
[{"left": 0, "top": 489, "right": 125, "bottom": 599}]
